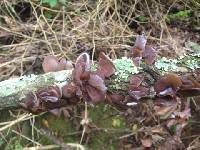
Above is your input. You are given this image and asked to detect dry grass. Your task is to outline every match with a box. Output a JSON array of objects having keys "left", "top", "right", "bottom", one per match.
[{"left": 0, "top": 0, "right": 199, "bottom": 79}]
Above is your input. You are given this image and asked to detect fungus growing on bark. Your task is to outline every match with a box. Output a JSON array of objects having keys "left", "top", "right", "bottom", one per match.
[
  {"left": 154, "top": 74, "right": 182, "bottom": 97},
  {"left": 96, "top": 52, "right": 115, "bottom": 79},
  {"left": 37, "top": 85, "right": 62, "bottom": 103},
  {"left": 20, "top": 92, "right": 42, "bottom": 114},
  {"left": 42, "top": 56, "right": 59, "bottom": 73},
  {"left": 177, "top": 75, "right": 200, "bottom": 97},
  {"left": 62, "top": 84, "right": 77, "bottom": 99},
  {"left": 42, "top": 55, "right": 73, "bottom": 73},
  {"left": 20, "top": 86, "right": 64, "bottom": 114},
  {"left": 128, "top": 75, "right": 149, "bottom": 100},
  {"left": 154, "top": 73, "right": 200, "bottom": 97},
  {"left": 130, "top": 34, "right": 156, "bottom": 66},
  {"left": 70, "top": 52, "right": 112, "bottom": 103},
  {"left": 129, "top": 75, "right": 144, "bottom": 88},
  {"left": 57, "top": 58, "right": 73, "bottom": 71},
  {"left": 142, "top": 45, "right": 156, "bottom": 65}
]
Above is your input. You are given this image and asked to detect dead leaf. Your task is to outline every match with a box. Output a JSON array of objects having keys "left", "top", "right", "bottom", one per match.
[{"left": 154, "top": 97, "right": 178, "bottom": 119}]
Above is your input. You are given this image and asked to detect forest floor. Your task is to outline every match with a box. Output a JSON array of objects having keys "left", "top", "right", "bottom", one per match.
[{"left": 0, "top": 0, "right": 200, "bottom": 149}]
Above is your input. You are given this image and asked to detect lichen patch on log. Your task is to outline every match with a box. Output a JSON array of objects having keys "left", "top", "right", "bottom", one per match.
[{"left": 0, "top": 70, "right": 72, "bottom": 109}]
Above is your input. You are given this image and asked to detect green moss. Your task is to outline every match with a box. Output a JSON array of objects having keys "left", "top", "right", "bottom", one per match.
[
  {"left": 33, "top": 104, "right": 127, "bottom": 149},
  {"left": 155, "top": 52, "right": 200, "bottom": 73},
  {"left": 35, "top": 114, "right": 79, "bottom": 146},
  {"left": 4, "top": 137, "right": 23, "bottom": 150},
  {"left": 113, "top": 57, "right": 139, "bottom": 79},
  {"left": 136, "top": 15, "right": 149, "bottom": 22},
  {"left": 183, "top": 59, "right": 199, "bottom": 70},
  {"left": 87, "top": 104, "right": 127, "bottom": 149},
  {"left": 166, "top": 10, "right": 191, "bottom": 22}
]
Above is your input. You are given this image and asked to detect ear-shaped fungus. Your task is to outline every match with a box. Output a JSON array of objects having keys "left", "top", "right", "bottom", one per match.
[
  {"left": 20, "top": 86, "right": 64, "bottom": 114},
  {"left": 37, "top": 86, "right": 62, "bottom": 103},
  {"left": 42, "top": 56, "right": 59, "bottom": 73},
  {"left": 129, "top": 75, "right": 144, "bottom": 88},
  {"left": 129, "top": 86, "right": 149, "bottom": 100},
  {"left": 177, "top": 75, "right": 200, "bottom": 97},
  {"left": 96, "top": 52, "right": 115, "bottom": 79},
  {"left": 88, "top": 74, "right": 107, "bottom": 92},
  {"left": 62, "top": 84, "right": 77, "bottom": 99},
  {"left": 142, "top": 45, "right": 157, "bottom": 65},
  {"left": 154, "top": 74, "right": 182, "bottom": 97},
  {"left": 42, "top": 56, "right": 74, "bottom": 73},
  {"left": 71, "top": 52, "right": 113, "bottom": 103},
  {"left": 19, "top": 92, "right": 42, "bottom": 114},
  {"left": 130, "top": 34, "right": 156, "bottom": 66},
  {"left": 72, "top": 53, "right": 90, "bottom": 86},
  {"left": 57, "top": 58, "right": 73, "bottom": 71},
  {"left": 134, "top": 34, "right": 147, "bottom": 50},
  {"left": 128, "top": 75, "right": 149, "bottom": 100}
]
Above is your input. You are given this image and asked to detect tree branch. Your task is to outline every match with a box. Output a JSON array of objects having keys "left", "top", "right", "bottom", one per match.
[
  {"left": 0, "top": 55, "right": 196, "bottom": 110},
  {"left": 0, "top": 70, "right": 72, "bottom": 109}
]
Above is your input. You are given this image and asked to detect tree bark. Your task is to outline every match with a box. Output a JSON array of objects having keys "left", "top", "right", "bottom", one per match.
[
  {"left": 0, "top": 57, "right": 196, "bottom": 110},
  {"left": 0, "top": 70, "right": 72, "bottom": 110}
]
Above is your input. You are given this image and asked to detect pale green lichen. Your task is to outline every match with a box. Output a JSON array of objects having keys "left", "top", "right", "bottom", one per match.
[
  {"left": 113, "top": 57, "right": 139, "bottom": 81},
  {"left": 155, "top": 57, "right": 178, "bottom": 72},
  {"left": 186, "top": 41, "right": 200, "bottom": 56},
  {"left": 109, "top": 57, "right": 139, "bottom": 90},
  {"left": 183, "top": 41, "right": 200, "bottom": 69},
  {"left": 155, "top": 53, "right": 200, "bottom": 73},
  {"left": 182, "top": 59, "right": 199, "bottom": 70}
]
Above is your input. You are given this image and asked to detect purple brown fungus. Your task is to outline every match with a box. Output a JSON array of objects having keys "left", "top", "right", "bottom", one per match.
[
  {"left": 57, "top": 58, "right": 73, "bottom": 71},
  {"left": 70, "top": 52, "right": 113, "bottom": 103},
  {"left": 37, "top": 85, "right": 62, "bottom": 103},
  {"left": 96, "top": 52, "right": 116, "bottom": 79},
  {"left": 20, "top": 85, "right": 64, "bottom": 114},
  {"left": 42, "top": 55, "right": 73, "bottom": 73},
  {"left": 128, "top": 75, "right": 149, "bottom": 100},
  {"left": 154, "top": 74, "right": 182, "bottom": 97},
  {"left": 177, "top": 75, "right": 200, "bottom": 97},
  {"left": 130, "top": 34, "right": 157, "bottom": 66},
  {"left": 42, "top": 56, "right": 59, "bottom": 73},
  {"left": 20, "top": 92, "right": 43, "bottom": 114}
]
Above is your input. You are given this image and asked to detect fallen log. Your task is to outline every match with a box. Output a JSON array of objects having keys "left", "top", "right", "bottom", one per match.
[{"left": 0, "top": 70, "right": 72, "bottom": 109}]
